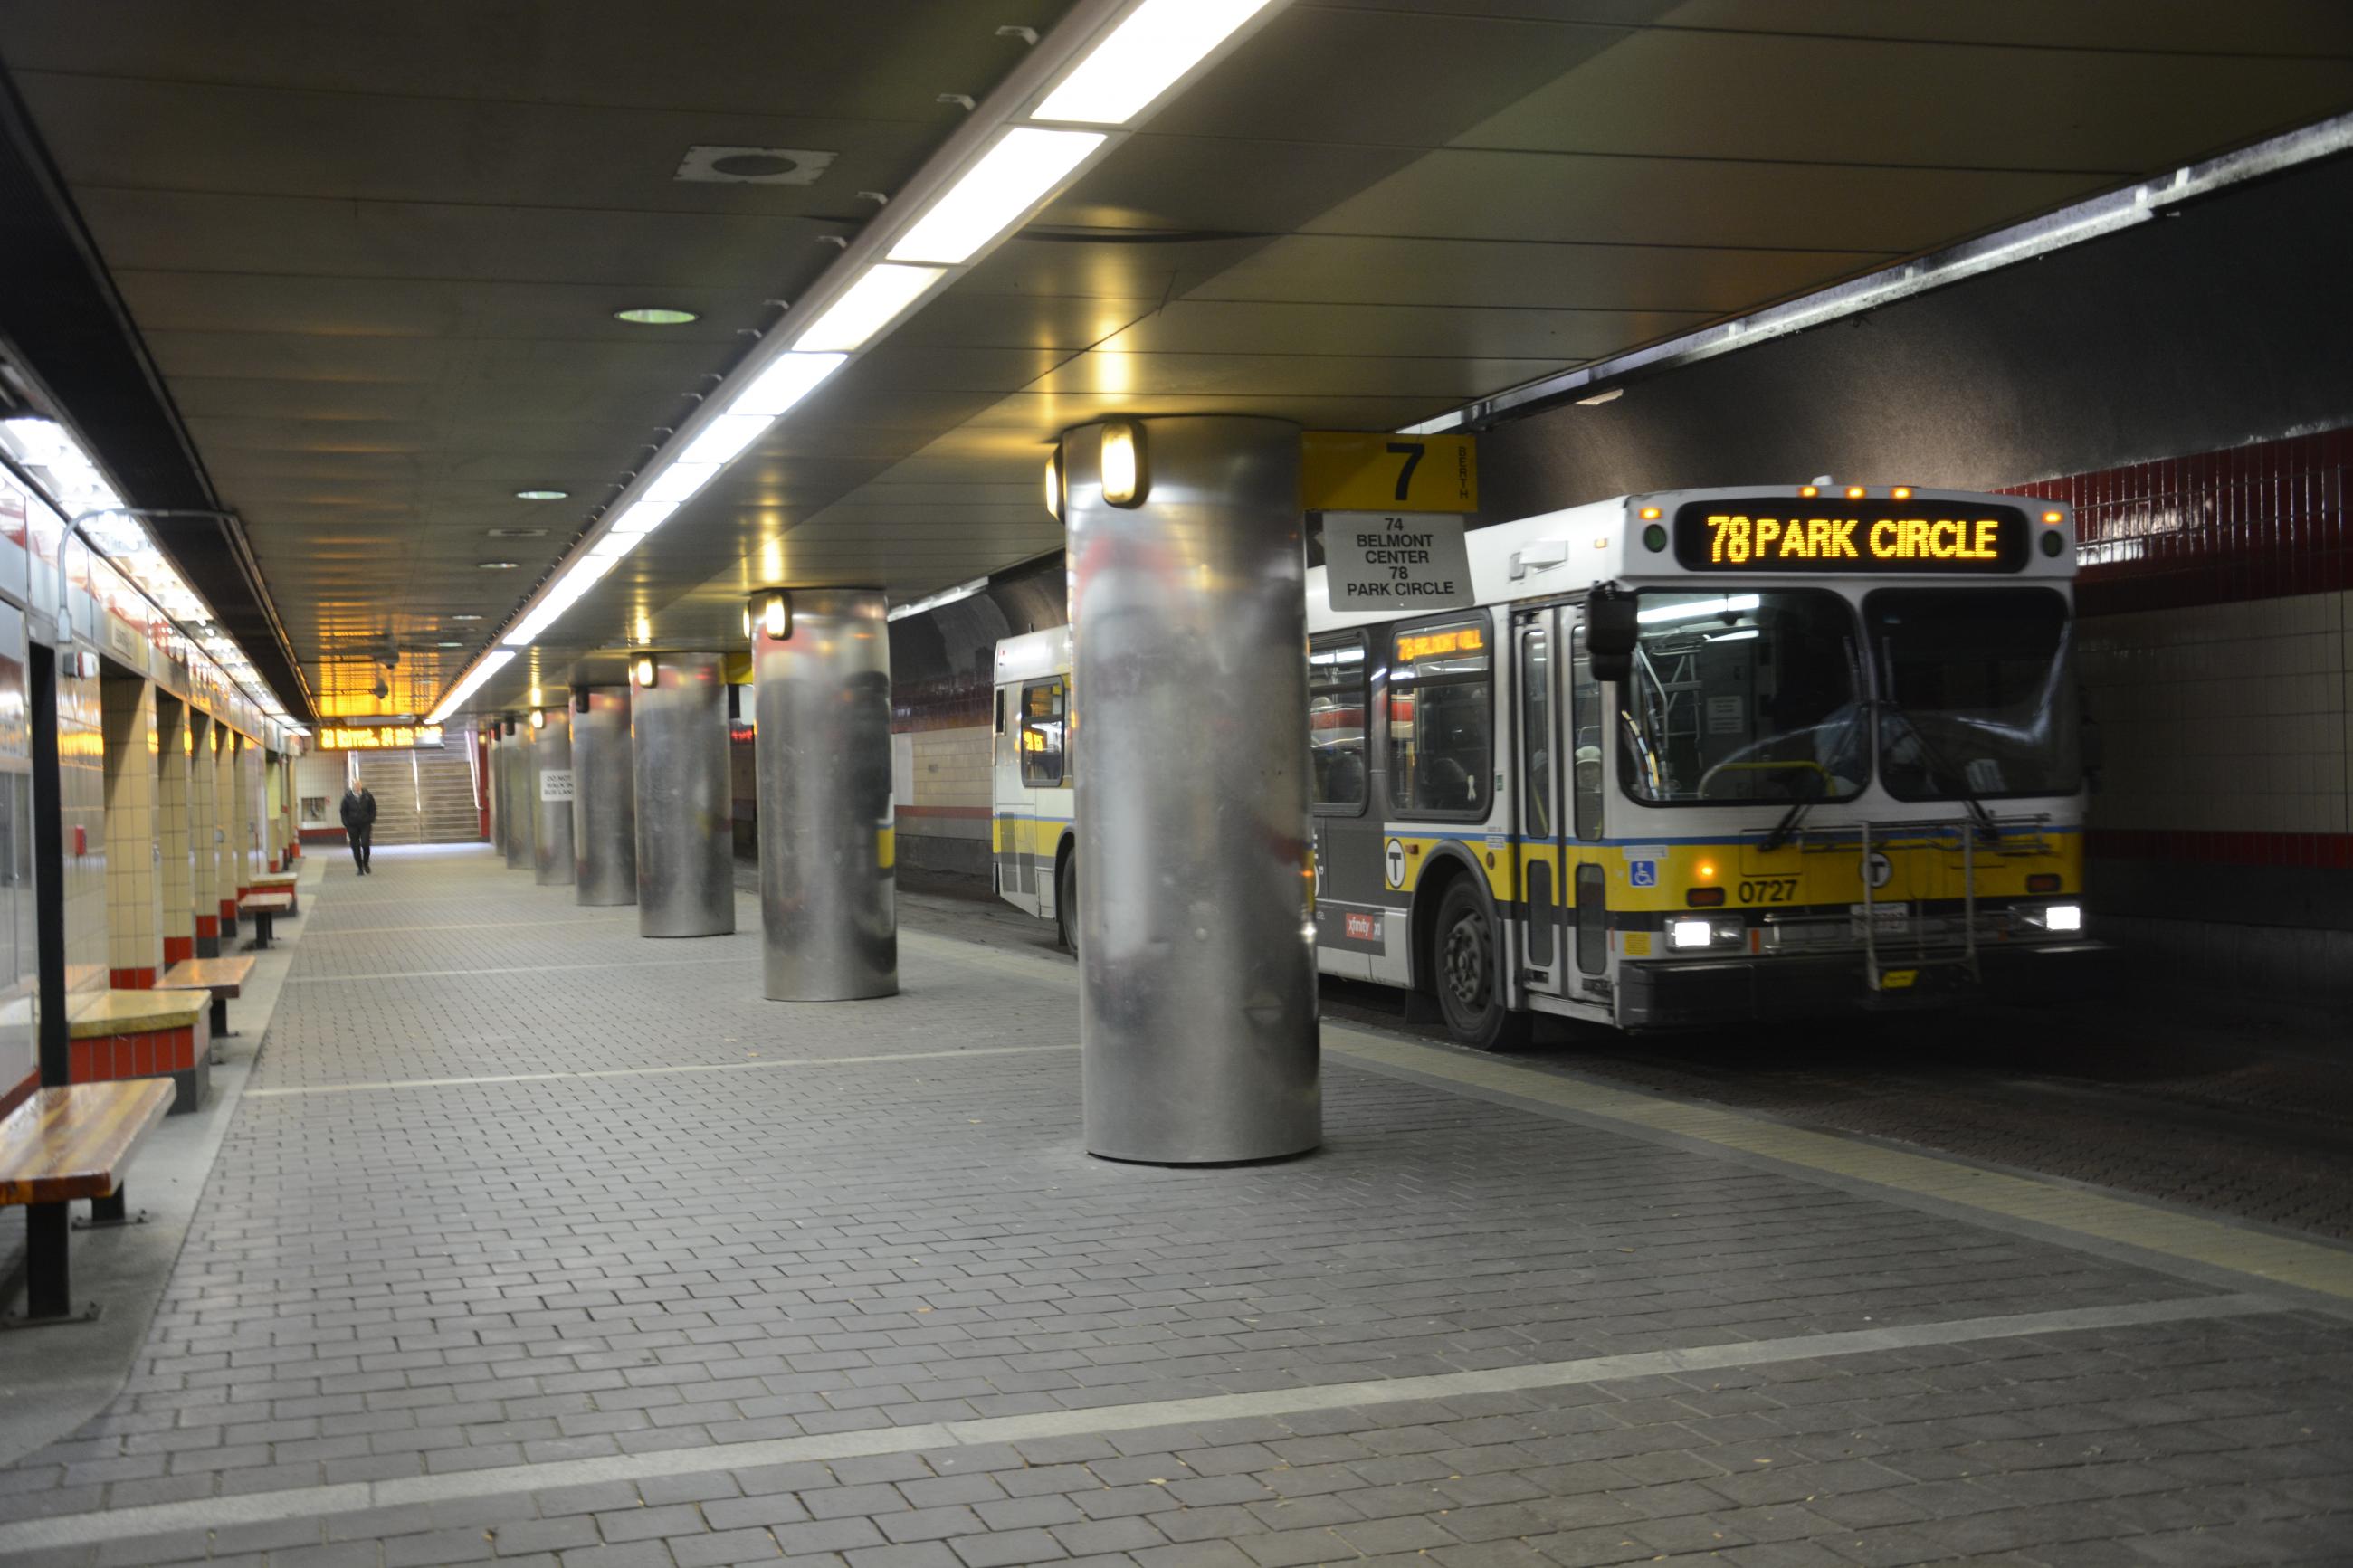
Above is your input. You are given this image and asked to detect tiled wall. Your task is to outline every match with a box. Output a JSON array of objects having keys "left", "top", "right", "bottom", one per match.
[
  {"left": 100, "top": 674, "right": 161, "bottom": 987},
  {"left": 2004, "top": 427, "right": 2352, "bottom": 999},
  {"left": 895, "top": 726, "right": 992, "bottom": 874},
  {"left": 58, "top": 653, "right": 107, "bottom": 1000},
  {"left": 157, "top": 698, "right": 195, "bottom": 965}
]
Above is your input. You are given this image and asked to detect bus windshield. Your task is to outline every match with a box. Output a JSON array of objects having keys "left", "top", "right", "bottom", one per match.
[
  {"left": 1867, "top": 588, "right": 2079, "bottom": 800},
  {"left": 1619, "top": 590, "right": 1865, "bottom": 804}
]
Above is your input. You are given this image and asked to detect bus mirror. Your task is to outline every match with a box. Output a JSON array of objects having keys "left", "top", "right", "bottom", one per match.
[{"left": 1586, "top": 588, "right": 1638, "bottom": 683}]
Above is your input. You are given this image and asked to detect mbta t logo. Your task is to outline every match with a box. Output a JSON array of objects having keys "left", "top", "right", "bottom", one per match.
[{"left": 1862, "top": 851, "right": 1893, "bottom": 889}]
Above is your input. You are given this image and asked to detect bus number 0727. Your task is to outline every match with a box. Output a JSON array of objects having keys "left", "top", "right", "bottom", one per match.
[{"left": 1738, "top": 878, "right": 1798, "bottom": 905}]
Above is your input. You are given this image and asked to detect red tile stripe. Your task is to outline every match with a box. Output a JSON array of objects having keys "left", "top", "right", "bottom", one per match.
[
  {"left": 2089, "top": 828, "right": 2353, "bottom": 870},
  {"left": 2003, "top": 426, "right": 2353, "bottom": 616}
]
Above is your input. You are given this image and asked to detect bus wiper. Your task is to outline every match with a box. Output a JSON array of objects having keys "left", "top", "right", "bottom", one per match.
[
  {"left": 1882, "top": 700, "right": 1996, "bottom": 838},
  {"left": 1760, "top": 795, "right": 1813, "bottom": 853}
]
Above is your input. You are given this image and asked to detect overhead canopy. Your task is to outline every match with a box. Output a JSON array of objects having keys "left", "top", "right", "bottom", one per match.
[{"left": 3, "top": 0, "right": 2348, "bottom": 717}]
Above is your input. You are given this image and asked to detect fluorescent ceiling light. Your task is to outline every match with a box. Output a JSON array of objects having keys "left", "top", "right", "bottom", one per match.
[
  {"left": 1033, "top": 0, "right": 1277, "bottom": 126},
  {"left": 679, "top": 413, "right": 771, "bottom": 467},
  {"left": 886, "top": 576, "right": 990, "bottom": 622},
  {"left": 614, "top": 307, "right": 699, "bottom": 326},
  {"left": 608, "top": 499, "right": 678, "bottom": 536},
  {"left": 730, "top": 351, "right": 846, "bottom": 418},
  {"left": 888, "top": 128, "right": 1104, "bottom": 265},
  {"left": 1638, "top": 594, "right": 1760, "bottom": 625},
  {"left": 643, "top": 463, "right": 719, "bottom": 507},
  {"left": 793, "top": 264, "right": 946, "bottom": 353},
  {"left": 427, "top": 649, "right": 514, "bottom": 724},
  {"left": 586, "top": 534, "right": 636, "bottom": 559}
]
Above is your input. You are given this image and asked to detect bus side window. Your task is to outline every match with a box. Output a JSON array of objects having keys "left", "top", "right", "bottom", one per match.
[
  {"left": 1570, "top": 622, "right": 1603, "bottom": 841},
  {"left": 1019, "top": 679, "right": 1066, "bottom": 788},
  {"left": 1309, "top": 635, "right": 1367, "bottom": 813},
  {"left": 994, "top": 689, "right": 1006, "bottom": 766}
]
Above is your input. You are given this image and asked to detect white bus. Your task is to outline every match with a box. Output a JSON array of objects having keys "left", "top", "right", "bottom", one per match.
[{"left": 995, "top": 486, "right": 2104, "bottom": 1046}]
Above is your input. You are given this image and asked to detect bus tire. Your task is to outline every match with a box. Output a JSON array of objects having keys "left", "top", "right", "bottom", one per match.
[
  {"left": 1432, "top": 877, "right": 1529, "bottom": 1051},
  {"left": 1055, "top": 845, "right": 1078, "bottom": 955}
]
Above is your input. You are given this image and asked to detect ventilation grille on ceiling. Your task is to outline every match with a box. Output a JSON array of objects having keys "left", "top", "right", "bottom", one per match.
[{"left": 675, "top": 146, "right": 836, "bottom": 185}]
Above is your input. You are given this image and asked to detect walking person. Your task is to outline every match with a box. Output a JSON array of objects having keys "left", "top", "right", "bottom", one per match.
[{"left": 340, "top": 779, "right": 377, "bottom": 875}]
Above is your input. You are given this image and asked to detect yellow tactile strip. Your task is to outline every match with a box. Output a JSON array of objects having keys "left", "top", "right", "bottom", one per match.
[{"left": 1325, "top": 1026, "right": 2353, "bottom": 1302}]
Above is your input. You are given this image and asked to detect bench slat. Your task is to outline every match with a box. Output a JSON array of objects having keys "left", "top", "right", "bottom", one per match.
[
  {"left": 159, "top": 956, "right": 258, "bottom": 997},
  {"left": 0, "top": 1082, "right": 176, "bottom": 1205}
]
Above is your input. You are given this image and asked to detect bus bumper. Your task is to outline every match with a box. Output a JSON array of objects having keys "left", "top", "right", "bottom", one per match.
[{"left": 1618, "top": 941, "right": 2119, "bottom": 1030}]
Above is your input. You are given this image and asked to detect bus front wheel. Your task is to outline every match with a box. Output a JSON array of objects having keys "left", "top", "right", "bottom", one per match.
[{"left": 1433, "top": 879, "right": 1529, "bottom": 1051}]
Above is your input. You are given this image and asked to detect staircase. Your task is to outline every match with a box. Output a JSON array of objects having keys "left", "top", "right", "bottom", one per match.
[
  {"left": 350, "top": 747, "right": 482, "bottom": 846},
  {"left": 353, "top": 752, "right": 423, "bottom": 845},
  {"left": 414, "top": 748, "right": 481, "bottom": 843}
]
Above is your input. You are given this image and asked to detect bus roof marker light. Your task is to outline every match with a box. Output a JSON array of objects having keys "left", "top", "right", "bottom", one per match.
[
  {"left": 1799, "top": 485, "right": 1818, "bottom": 498},
  {"left": 793, "top": 264, "right": 947, "bottom": 352},
  {"left": 1032, "top": 0, "right": 1280, "bottom": 127},
  {"left": 1845, "top": 486, "right": 1866, "bottom": 499},
  {"left": 1100, "top": 420, "right": 1147, "bottom": 507},
  {"left": 2043, "top": 510, "right": 2064, "bottom": 524},
  {"left": 888, "top": 128, "right": 1105, "bottom": 265},
  {"left": 1891, "top": 486, "right": 1912, "bottom": 499},
  {"left": 1638, "top": 506, "right": 1662, "bottom": 519}
]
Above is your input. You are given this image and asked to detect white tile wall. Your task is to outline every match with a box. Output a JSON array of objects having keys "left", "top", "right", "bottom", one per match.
[{"left": 2079, "top": 589, "right": 2351, "bottom": 836}]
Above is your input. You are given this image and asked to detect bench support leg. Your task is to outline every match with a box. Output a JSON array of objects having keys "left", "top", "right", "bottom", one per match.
[
  {"left": 2, "top": 1201, "right": 99, "bottom": 1328},
  {"left": 251, "top": 914, "right": 273, "bottom": 951},
  {"left": 77, "top": 1184, "right": 144, "bottom": 1231},
  {"left": 211, "top": 994, "right": 233, "bottom": 1040}
]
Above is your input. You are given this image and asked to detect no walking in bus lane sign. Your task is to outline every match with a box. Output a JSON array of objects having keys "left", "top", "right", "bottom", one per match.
[{"left": 1324, "top": 512, "right": 1474, "bottom": 613}]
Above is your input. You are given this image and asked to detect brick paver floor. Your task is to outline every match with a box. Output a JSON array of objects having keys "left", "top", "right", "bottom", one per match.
[{"left": 0, "top": 846, "right": 2347, "bottom": 1567}]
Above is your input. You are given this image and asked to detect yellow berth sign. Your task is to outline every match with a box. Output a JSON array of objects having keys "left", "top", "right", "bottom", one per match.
[{"left": 1302, "top": 432, "right": 1476, "bottom": 514}]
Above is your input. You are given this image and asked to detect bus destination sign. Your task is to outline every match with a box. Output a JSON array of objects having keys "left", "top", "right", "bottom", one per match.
[{"left": 1673, "top": 499, "right": 2033, "bottom": 574}]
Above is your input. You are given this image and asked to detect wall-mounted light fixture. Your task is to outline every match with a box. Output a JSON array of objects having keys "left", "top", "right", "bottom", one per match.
[
  {"left": 1100, "top": 420, "right": 1146, "bottom": 508},
  {"left": 759, "top": 592, "right": 791, "bottom": 639},
  {"left": 1043, "top": 446, "right": 1064, "bottom": 521},
  {"left": 632, "top": 657, "right": 656, "bottom": 689},
  {"left": 529, "top": 708, "right": 545, "bottom": 731}
]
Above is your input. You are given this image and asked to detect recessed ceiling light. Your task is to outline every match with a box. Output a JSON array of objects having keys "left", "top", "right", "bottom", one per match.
[
  {"left": 485, "top": 527, "right": 548, "bottom": 538},
  {"left": 614, "top": 307, "right": 699, "bottom": 326},
  {"left": 449, "top": 613, "right": 484, "bottom": 622},
  {"left": 437, "top": 641, "right": 465, "bottom": 648},
  {"left": 477, "top": 560, "right": 520, "bottom": 570},
  {"left": 514, "top": 489, "right": 568, "bottom": 501}
]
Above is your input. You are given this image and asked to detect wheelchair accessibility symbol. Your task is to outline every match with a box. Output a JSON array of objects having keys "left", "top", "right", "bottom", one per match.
[{"left": 1629, "top": 860, "right": 1658, "bottom": 888}]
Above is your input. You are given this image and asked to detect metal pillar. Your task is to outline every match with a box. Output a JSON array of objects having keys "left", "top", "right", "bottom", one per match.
[
  {"left": 572, "top": 687, "right": 637, "bottom": 906},
  {"left": 630, "top": 652, "right": 734, "bottom": 936},
  {"left": 530, "top": 710, "right": 576, "bottom": 887},
  {"left": 488, "top": 724, "right": 506, "bottom": 854},
  {"left": 752, "top": 589, "right": 897, "bottom": 1001},
  {"left": 502, "top": 717, "right": 533, "bottom": 870},
  {"left": 1063, "top": 415, "right": 1319, "bottom": 1164}
]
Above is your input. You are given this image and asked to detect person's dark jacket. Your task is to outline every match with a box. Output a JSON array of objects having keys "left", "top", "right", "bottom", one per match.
[{"left": 339, "top": 788, "right": 377, "bottom": 833}]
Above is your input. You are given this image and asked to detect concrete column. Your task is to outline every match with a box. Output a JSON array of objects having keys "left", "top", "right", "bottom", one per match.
[
  {"left": 190, "top": 714, "right": 220, "bottom": 957},
  {"left": 502, "top": 716, "right": 534, "bottom": 870},
  {"left": 157, "top": 698, "right": 195, "bottom": 968},
  {"left": 211, "top": 724, "right": 239, "bottom": 942},
  {"left": 630, "top": 652, "right": 733, "bottom": 937},
  {"left": 1062, "top": 415, "right": 1319, "bottom": 1164},
  {"left": 529, "top": 709, "right": 576, "bottom": 887},
  {"left": 752, "top": 589, "right": 896, "bottom": 1001},
  {"left": 572, "top": 687, "right": 637, "bottom": 907},
  {"left": 99, "top": 672, "right": 163, "bottom": 987}
]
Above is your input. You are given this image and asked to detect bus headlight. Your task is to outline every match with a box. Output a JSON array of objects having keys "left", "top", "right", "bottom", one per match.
[
  {"left": 1668, "top": 917, "right": 1743, "bottom": 950},
  {"left": 2015, "top": 902, "right": 2083, "bottom": 936}
]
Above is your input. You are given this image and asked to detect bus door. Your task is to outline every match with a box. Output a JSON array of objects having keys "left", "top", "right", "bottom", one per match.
[{"left": 1511, "top": 608, "right": 1568, "bottom": 998}]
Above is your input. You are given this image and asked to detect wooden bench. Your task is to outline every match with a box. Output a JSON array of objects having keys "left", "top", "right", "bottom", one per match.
[
  {"left": 0, "top": 1080, "right": 175, "bottom": 1327},
  {"left": 239, "top": 891, "right": 294, "bottom": 949},
  {"left": 157, "top": 955, "right": 258, "bottom": 1041}
]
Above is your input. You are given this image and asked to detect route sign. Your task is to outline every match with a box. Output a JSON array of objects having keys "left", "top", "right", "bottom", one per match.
[{"left": 1302, "top": 431, "right": 1476, "bottom": 513}]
